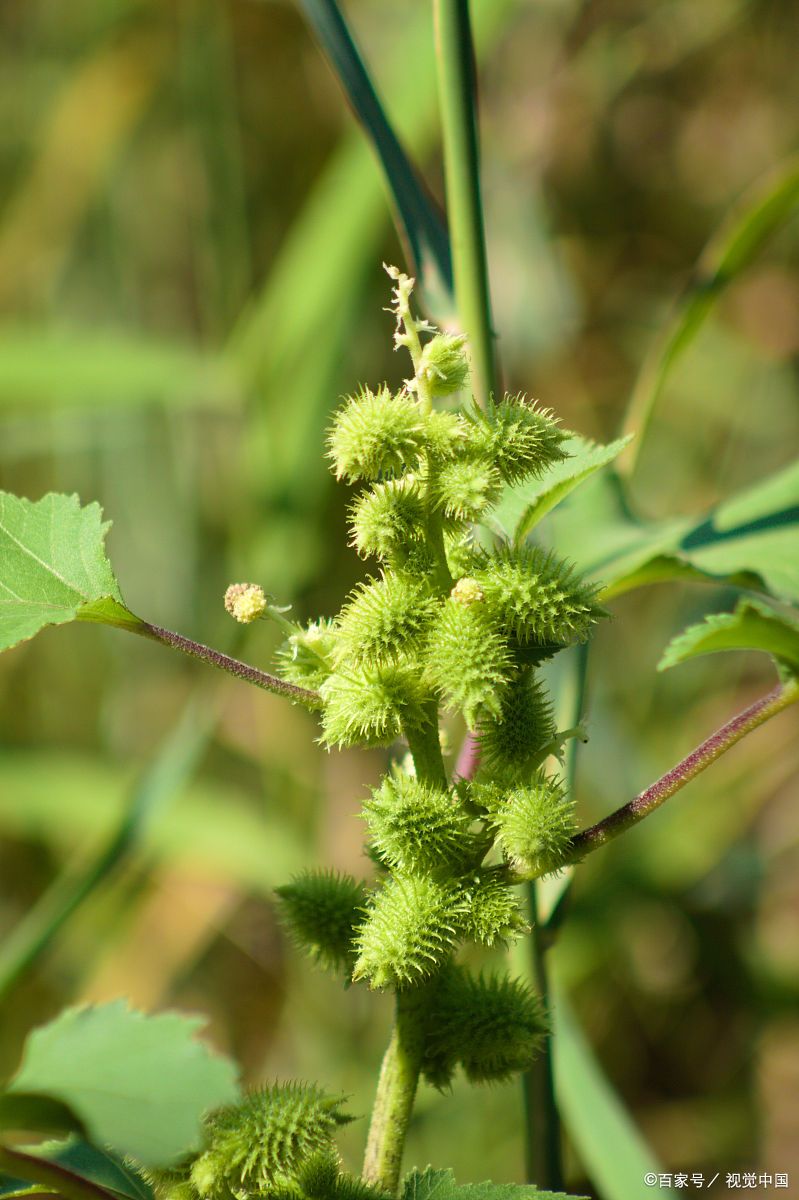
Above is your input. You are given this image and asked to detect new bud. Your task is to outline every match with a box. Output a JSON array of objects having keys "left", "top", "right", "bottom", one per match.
[{"left": 418, "top": 333, "right": 469, "bottom": 398}]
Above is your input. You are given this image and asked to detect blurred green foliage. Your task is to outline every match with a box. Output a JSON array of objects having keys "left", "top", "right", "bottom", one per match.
[{"left": 1, "top": 0, "right": 798, "bottom": 1195}]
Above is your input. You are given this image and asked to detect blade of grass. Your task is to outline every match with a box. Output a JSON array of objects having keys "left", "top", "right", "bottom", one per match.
[
  {"left": 296, "top": 0, "right": 452, "bottom": 314},
  {"left": 227, "top": 0, "right": 517, "bottom": 591},
  {"left": 0, "top": 695, "right": 214, "bottom": 1003},
  {"left": 553, "top": 987, "right": 677, "bottom": 1200},
  {"left": 433, "top": 0, "right": 497, "bottom": 404},
  {"left": 0, "top": 33, "right": 162, "bottom": 309},
  {"left": 619, "top": 154, "right": 799, "bottom": 477},
  {"left": 0, "top": 327, "right": 237, "bottom": 413}
]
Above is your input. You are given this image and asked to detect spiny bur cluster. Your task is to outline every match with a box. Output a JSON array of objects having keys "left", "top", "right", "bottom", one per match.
[
  {"left": 224, "top": 266, "right": 603, "bottom": 1108},
  {"left": 142, "top": 1085, "right": 384, "bottom": 1200}
]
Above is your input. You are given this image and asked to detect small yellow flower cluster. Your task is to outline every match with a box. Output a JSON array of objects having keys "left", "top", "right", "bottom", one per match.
[{"left": 224, "top": 582, "right": 266, "bottom": 624}]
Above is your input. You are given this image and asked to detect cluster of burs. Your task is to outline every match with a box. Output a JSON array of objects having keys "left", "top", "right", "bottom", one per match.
[
  {"left": 171, "top": 275, "right": 604, "bottom": 1200},
  {"left": 276, "top": 274, "right": 603, "bottom": 1060}
]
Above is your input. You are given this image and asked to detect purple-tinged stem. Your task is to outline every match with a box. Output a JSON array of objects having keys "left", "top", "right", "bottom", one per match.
[
  {"left": 452, "top": 730, "right": 481, "bottom": 782},
  {"left": 566, "top": 680, "right": 798, "bottom": 861},
  {"left": 131, "top": 622, "right": 321, "bottom": 708}
]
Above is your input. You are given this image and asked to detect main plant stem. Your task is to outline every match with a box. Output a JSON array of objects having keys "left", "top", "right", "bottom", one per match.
[
  {"left": 433, "top": 0, "right": 497, "bottom": 406},
  {"left": 362, "top": 714, "right": 445, "bottom": 1192},
  {"left": 362, "top": 991, "right": 424, "bottom": 1195},
  {"left": 364, "top": 6, "right": 498, "bottom": 1187}
]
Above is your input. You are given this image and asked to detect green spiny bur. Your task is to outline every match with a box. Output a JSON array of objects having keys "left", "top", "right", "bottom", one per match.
[
  {"left": 463, "top": 394, "right": 568, "bottom": 485},
  {"left": 353, "top": 874, "right": 467, "bottom": 989},
  {"left": 138, "top": 1167, "right": 196, "bottom": 1200},
  {"left": 462, "top": 871, "right": 528, "bottom": 947},
  {"left": 363, "top": 773, "right": 476, "bottom": 873},
  {"left": 190, "top": 1084, "right": 352, "bottom": 1200},
  {"left": 275, "top": 870, "right": 366, "bottom": 974},
  {"left": 327, "top": 386, "right": 426, "bottom": 482},
  {"left": 424, "top": 410, "right": 467, "bottom": 460},
  {"left": 431, "top": 457, "right": 503, "bottom": 522},
  {"left": 478, "top": 545, "right": 604, "bottom": 647},
  {"left": 423, "top": 596, "right": 512, "bottom": 727},
  {"left": 477, "top": 669, "right": 556, "bottom": 782},
  {"left": 488, "top": 773, "right": 575, "bottom": 878},
  {"left": 334, "top": 574, "right": 437, "bottom": 668},
  {"left": 319, "top": 661, "right": 431, "bottom": 748},
  {"left": 277, "top": 619, "right": 337, "bottom": 691},
  {"left": 421, "top": 969, "right": 548, "bottom": 1089},
  {"left": 349, "top": 479, "right": 427, "bottom": 562}
]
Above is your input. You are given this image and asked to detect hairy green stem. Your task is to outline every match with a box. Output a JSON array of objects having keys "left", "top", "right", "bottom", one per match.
[
  {"left": 404, "top": 705, "right": 449, "bottom": 789},
  {"left": 361, "top": 712, "right": 446, "bottom": 1191},
  {"left": 566, "top": 679, "right": 798, "bottom": 861},
  {"left": 522, "top": 889, "right": 564, "bottom": 1191},
  {"left": 433, "top": 0, "right": 497, "bottom": 406},
  {"left": 128, "top": 621, "right": 321, "bottom": 708},
  {"left": 362, "top": 993, "right": 424, "bottom": 1195}
]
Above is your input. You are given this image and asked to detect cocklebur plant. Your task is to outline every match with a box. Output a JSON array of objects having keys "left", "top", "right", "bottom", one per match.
[
  {"left": 217, "top": 267, "right": 604, "bottom": 1194},
  {"left": 1, "top": 261, "right": 798, "bottom": 1200}
]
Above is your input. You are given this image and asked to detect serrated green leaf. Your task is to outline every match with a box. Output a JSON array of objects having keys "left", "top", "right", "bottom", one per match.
[
  {"left": 490, "top": 435, "right": 633, "bottom": 543},
  {"left": 0, "top": 492, "right": 142, "bottom": 652},
  {"left": 8, "top": 1001, "right": 240, "bottom": 1166},
  {"left": 658, "top": 598, "right": 799, "bottom": 675},
  {"left": 402, "top": 1167, "right": 584, "bottom": 1200},
  {"left": 553, "top": 990, "right": 676, "bottom": 1200}
]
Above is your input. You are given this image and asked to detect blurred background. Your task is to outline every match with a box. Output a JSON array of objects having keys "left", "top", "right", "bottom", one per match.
[{"left": 0, "top": 0, "right": 798, "bottom": 1195}]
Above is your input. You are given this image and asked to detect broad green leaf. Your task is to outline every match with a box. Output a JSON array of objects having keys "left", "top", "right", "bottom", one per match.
[
  {"left": 679, "top": 458, "right": 799, "bottom": 601},
  {"left": 553, "top": 990, "right": 676, "bottom": 1200},
  {"left": 540, "top": 455, "right": 799, "bottom": 603},
  {"left": 658, "top": 598, "right": 799, "bottom": 675},
  {"left": 0, "top": 327, "right": 237, "bottom": 412},
  {"left": 0, "top": 492, "right": 142, "bottom": 653},
  {"left": 8, "top": 1002, "right": 239, "bottom": 1166},
  {"left": 402, "top": 1167, "right": 583, "bottom": 1200},
  {"left": 0, "top": 1181, "right": 38, "bottom": 1198},
  {"left": 620, "top": 154, "right": 799, "bottom": 474},
  {"left": 490, "top": 435, "right": 633, "bottom": 543},
  {"left": 28, "top": 1140, "right": 153, "bottom": 1200},
  {"left": 296, "top": 0, "right": 451, "bottom": 313},
  {"left": 0, "top": 1093, "right": 83, "bottom": 1138},
  {"left": 0, "top": 1141, "right": 152, "bottom": 1200}
]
